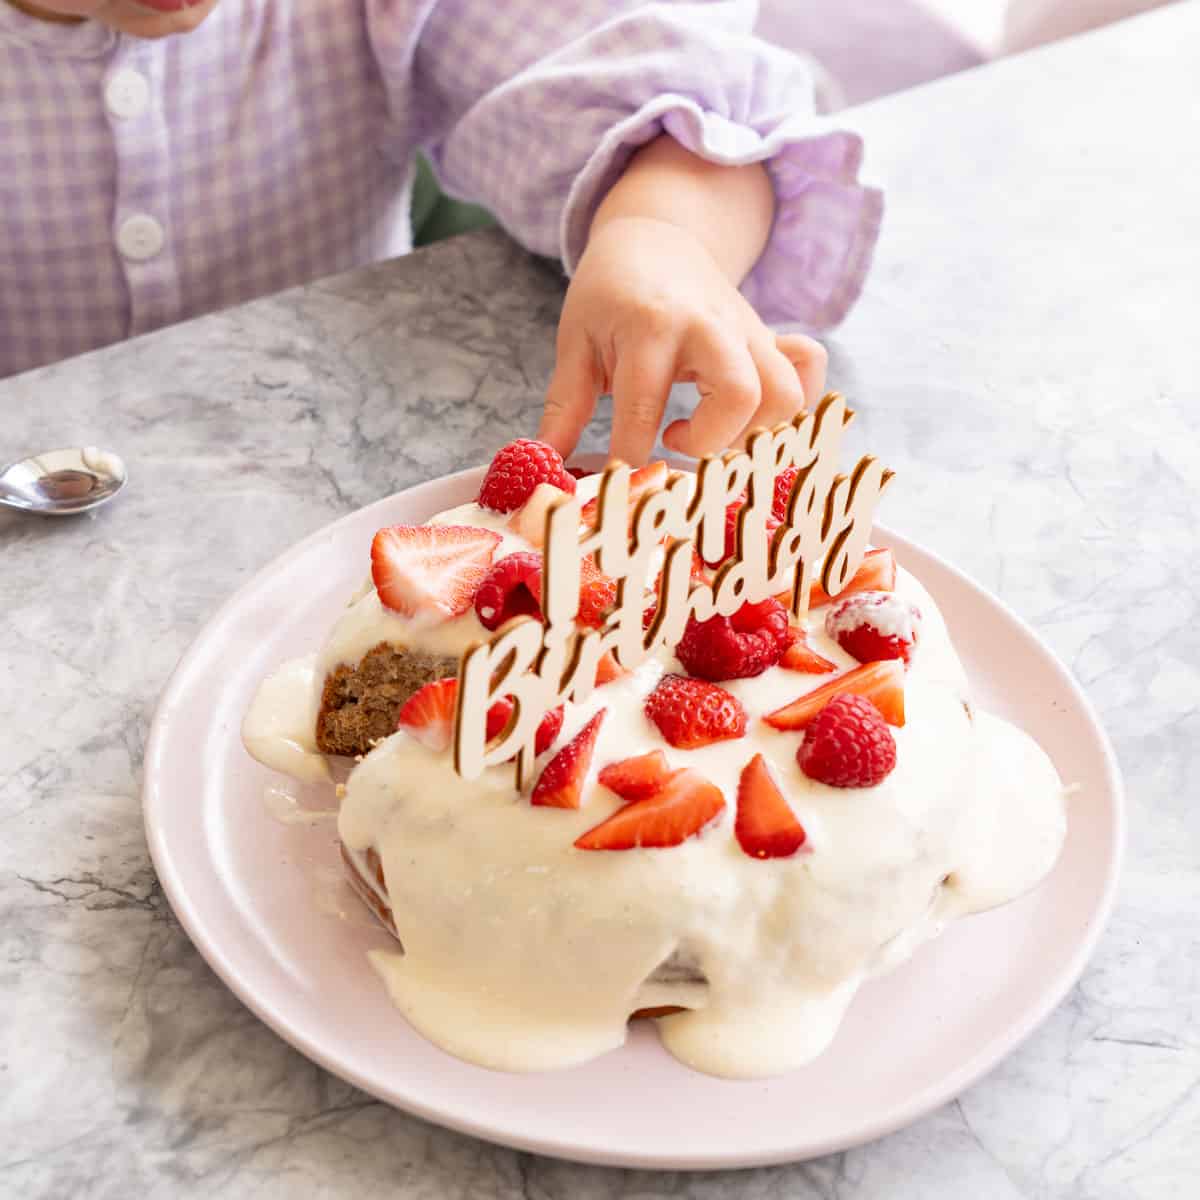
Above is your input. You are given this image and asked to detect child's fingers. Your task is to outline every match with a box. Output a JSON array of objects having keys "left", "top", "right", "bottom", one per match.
[
  {"left": 609, "top": 338, "right": 677, "bottom": 466},
  {"left": 731, "top": 335, "right": 807, "bottom": 443},
  {"left": 662, "top": 328, "right": 761, "bottom": 458},
  {"left": 539, "top": 343, "right": 600, "bottom": 458},
  {"left": 775, "top": 333, "right": 829, "bottom": 409}
]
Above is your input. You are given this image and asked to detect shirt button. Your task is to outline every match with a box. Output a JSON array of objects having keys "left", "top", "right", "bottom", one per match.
[
  {"left": 105, "top": 69, "right": 150, "bottom": 120},
  {"left": 117, "top": 215, "right": 165, "bottom": 261}
]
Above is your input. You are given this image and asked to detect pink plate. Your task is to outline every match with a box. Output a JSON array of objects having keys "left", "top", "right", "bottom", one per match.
[{"left": 143, "top": 464, "right": 1124, "bottom": 1170}]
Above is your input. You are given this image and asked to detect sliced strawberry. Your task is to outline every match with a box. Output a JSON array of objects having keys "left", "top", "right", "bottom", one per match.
[
  {"left": 735, "top": 754, "right": 807, "bottom": 859},
  {"left": 575, "top": 768, "right": 725, "bottom": 851},
  {"left": 701, "top": 499, "right": 782, "bottom": 568},
  {"left": 396, "top": 678, "right": 458, "bottom": 751},
  {"left": 485, "top": 698, "right": 564, "bottom": 756},
  {"left": 772, "top": 466, "right": 800, "bottom": 521},
  {"left": 763, "top": 660, "right": 905, "bottom": 730},
  {"left": 780, "top": 631, "right": 838, "bottom": 674},
  {"left": 594, "top": 650, "right": 627, "bottom": 686},
  {"left": 597, "top": 750, "right": 672, "bottom": 802},
  {"left": 371, "top": 524, "right": 501, "bottom": 619},
  {"left": 826, "top": 591, "right": 922, "bottom": 666},
  {"left": 581, "top": 460, "right": 669, "bottom": 528},
  {"left": 809, "top": 548, "right": 896, "bottom": 608},
  {"left": 577, "top": 557, "right": 618, "bottom": 628},
  {"left": 531, "top": 710, "right": 606, "bottom": 809}
]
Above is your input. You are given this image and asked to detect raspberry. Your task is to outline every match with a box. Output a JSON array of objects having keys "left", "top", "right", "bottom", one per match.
[
  {"left": 826, "top": 591, "right": 922, "bottom": 666},
  {"left": 797, "top": 693, "right": 897, "bottom": 788},
  {"left": 478, "top": 439, "right": 576, "bottom": 513},
  {"left": 701, "top": 500, "right": 782, "bottom": 568},
  {"left": 644, "top": 674, "right": 747, "bottom": 748},
  {"left": 675, "top": 598, "right": 791, "bottom": 681},
  {"left": 773, "top": 467, "right": 800, "bottom": 521},
  {"left": 473, "top": 551, "right": 614, "bottom": 631},
  {"left": 474, "top": 552, "right": 543, "bottom": 630}
]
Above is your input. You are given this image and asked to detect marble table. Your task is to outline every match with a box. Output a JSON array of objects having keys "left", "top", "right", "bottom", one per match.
[{"left": 2, "top": 6, "right": 1197, "bottom": 1197}]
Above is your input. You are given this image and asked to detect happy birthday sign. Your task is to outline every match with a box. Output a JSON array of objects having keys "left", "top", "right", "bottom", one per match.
[{"left": 453, "top": 393, "right": 893, "bottom": 787}]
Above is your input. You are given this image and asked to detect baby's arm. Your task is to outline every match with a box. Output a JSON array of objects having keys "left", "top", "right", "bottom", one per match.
[
  {"left": 540, "top": 135, "right": 827, "bottom": 464},
  {"left": 380, "top": 0, "right": 879, "bottom": 461}
]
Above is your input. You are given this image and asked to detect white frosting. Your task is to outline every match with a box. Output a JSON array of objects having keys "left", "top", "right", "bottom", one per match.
[
  {"left": 241, "top": 654, "right": 329, "bottom": 782},
  {"left": 335, "top": 567, "right": 1064, "bottom": 1078},
  {"left": 243, "top": 480, "right": 1067, "bottom": 1078}
]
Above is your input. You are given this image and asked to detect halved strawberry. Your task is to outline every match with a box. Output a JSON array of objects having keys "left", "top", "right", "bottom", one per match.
[
  {"left": 809, "top": 548, "right": 896, "bottom": 608},
  {"left": 530, "top": 710, "right": 606, "bottom": 809},
  {"left": 577, "top": 557, "right": 618, "bottom": 628},
  {"left": 594, "top": 650, "right": 627, "bottom": 686},
  {"left": 575, "top": 768, "right": 725, "bottom": 851},
  {"left": 780, "top": 631, "right": 837, "bottom": 674},
  {"left": 597, "top": 750, "right": 672, "bottom": 802},
  {"left": 371, "top": 524, "right": 501, "bottom": 619},
  {"left": 581, "top": 460, "right": 670, "bottom": 528},
  {"left": 735, "top": 754, "right": 807, "bottom": 859},
  {"left": 396, "top": 678, "right": 458, "bottom": 751},
  {"left": 763, "top": 660, "right": 905, "bottom": 730},
  {"left": 485, "top": 698, "right": 564, "bottom": 756}
]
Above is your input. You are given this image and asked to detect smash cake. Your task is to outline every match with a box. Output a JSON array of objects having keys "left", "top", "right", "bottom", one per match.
[{"left": 243, "top": 394, "right": 1067, "bottom": 1078}]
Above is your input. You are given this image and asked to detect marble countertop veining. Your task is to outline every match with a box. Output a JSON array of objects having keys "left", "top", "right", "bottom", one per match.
[{"left": 2, "top": 6, "right": 1198, "bottom": 1197}]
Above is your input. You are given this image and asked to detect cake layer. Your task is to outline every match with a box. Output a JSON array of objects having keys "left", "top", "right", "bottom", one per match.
[{"left": 316, "top": 643, "right": 458, "bottom": 755}]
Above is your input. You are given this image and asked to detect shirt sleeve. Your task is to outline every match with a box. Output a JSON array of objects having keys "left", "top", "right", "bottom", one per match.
[{"left": 371, "top": 0, "right": 882, "bottom": 331}]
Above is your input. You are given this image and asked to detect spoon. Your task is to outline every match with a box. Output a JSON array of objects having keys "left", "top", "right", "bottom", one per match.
[{"left": 0, "top": 446, "right": 127, "bottom": 516}]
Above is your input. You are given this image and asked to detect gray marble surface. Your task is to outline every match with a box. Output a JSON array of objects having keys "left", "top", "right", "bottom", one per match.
[{"left": 2, "top": 6, "right": 1198, "bottom": 1197}]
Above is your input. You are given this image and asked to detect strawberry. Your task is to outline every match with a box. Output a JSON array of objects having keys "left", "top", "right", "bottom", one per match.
[
  {"left": 371, "top": 524, "right": 501, "bottom": 619},
  {"left": 644, "top": 674, "right": 747, "bottom": 748},
  {"left": 809, "top": 548, "right": 896, "bottom": 608},
  {"left": 763, "top": 660, "right": 906, "bottom": 730},
  {"left": 566, "top": 466, "right": 596, "bottom": 481},
  {"left": 580, "top": 460, "right": 669, "bottom": 528},
  {"left": 594, "top": 650, "right": 627, "bottom": 686},
  {"left": 735, "top": 754, "right": 807, "bottom": 858},
  {"left": 597, "top": 750, "right": 672, "bottom": 802},
  {"left": 485, "top": 698, "right": 564, "bottom": 756},
  {"left": 530, "top": 709, "right": 606, "bottom": 809},
  {"left": 399, "top": 680, "right": 562, "bottom": 758},
  {"left": 826, "top": 591, "right": 922, "bottom": 666},
  {"left": 396, "top": 678, "right": 458, "bottom": 751},
  {"left": 577, "top": 557, "right": 618, "bottom": 627},
  {"left": 701, "top": 500, "right": 782, "bottom": 568},
  {"left": 772, "top": 466, "right": 800, "bottom": 521},
  {"left": 797, "top": 693, "right": 897, "bottom": 788},
  {"left": 478, "top": 439, "right": 575, "bottom": 513},
  {"left": 575, "top": 767, "right": 725, "bottom": 850},
  {"left": 779, "top": 630, "right": 837, "bottom": 674},
  {"left": 675, "top": 598, "right": 791, "bottom": 681}
]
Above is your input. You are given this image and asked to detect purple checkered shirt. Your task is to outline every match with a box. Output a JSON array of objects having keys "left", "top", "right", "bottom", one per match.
[{"left": 0, "top": 0, "right": 881, "bottom": 378}]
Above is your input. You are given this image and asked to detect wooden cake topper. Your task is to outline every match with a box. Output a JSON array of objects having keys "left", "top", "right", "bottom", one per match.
[{"left": 453, "top": 393, "right": 893, "bottom": 788}]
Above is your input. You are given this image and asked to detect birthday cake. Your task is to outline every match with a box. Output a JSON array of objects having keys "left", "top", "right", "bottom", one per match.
[{"left": 243, "top": 397, "right": 1067, "bottom": 1078}]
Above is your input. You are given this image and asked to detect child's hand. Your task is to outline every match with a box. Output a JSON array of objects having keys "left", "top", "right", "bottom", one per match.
[{"left": 540, "top": 215, "right": 827, "bottom": 465}]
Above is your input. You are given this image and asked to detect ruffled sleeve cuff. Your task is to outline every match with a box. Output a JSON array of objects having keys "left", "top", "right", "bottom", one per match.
[{"left": 559, "top": 99, "right": 883, "bottom": 331}]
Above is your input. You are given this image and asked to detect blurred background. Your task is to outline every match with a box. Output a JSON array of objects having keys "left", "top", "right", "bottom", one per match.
[{"left": 415, "top": 0, "right": 1175, "bottom": 243}]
